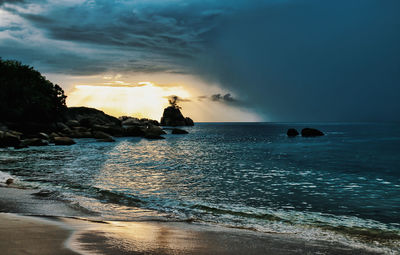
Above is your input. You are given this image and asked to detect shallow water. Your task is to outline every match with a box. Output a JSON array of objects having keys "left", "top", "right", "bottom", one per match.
[{"left": 1, "top": 122, "right": 400, "bottom": 251}]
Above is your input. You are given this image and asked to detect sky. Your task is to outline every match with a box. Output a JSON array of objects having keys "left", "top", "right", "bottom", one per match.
[{"left": 1, "top": 0, "right": 399, "bottom": 122}]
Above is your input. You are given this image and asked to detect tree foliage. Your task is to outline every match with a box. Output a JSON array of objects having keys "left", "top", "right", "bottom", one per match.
[
  {"left": 0, "top": 58, "right": 67, "bottom": 123},
  {"left": 168, "top": 95, "right": 181, "bottom": 109}
]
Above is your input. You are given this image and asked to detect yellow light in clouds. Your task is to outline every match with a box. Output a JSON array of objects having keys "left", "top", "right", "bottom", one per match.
[{"left": 66, "top": 82, "right": 190, "bottom": 120}]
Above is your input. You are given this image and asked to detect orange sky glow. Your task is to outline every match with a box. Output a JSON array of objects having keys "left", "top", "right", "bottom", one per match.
[{"left": 63, "top": 73, "right": 263, "bottom": 122}]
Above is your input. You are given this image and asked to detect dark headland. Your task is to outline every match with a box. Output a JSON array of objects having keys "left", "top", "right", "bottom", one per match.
[{"left": 0, "top": 59, "right": 193, "bottom": 148}]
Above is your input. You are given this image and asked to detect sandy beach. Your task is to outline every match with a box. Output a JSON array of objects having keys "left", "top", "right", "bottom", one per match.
[{"left": 0, "top": 185, "right": 383, "bottom": 255}]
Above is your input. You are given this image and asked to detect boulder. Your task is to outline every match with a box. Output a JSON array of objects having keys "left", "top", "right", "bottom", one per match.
[
  {"left": 92, "top": 124, "right": 123, "bottom": 136},
  {"left": 143, "top": 125, "right": 166, "bottom": 139},
  {"left": 172, "top": 128, "right": 188, "bottom": 134},
  {"left": 123, "top": 126, "right": 145, "bottom": 137},
  {"left": 6, "top": 178, "right": 13, "bottom": 185},
  {"left": 287, "top": 128, "right": 299, "bottom": 137},
  {"left": 73, "top": 126, "right": 89, "bottom": 133},
  {"left": 21, "top": 138, "right": 49, "bottom": 147},
  {"left": 56, "top": 122, "right": 70, "bottom": 131},
  {"left": 144, "top": 126, "right": 166, "bottom": 136},
  {"left": 8, "top": 130, "right": 23, "bottom": 137},
  {"left": 92, "top": 131, "right": 115, "bottom": 141},
  {"left": 54, "top": 137, "right": 76, "bottom": 145},
  {"left": 140, "top": 118, "right": 160, "bottom": 126},
  {"left": 69, "top": 130, "right": 93, "bottom": 138},
  {"left": 79, "top": 117, "right": 96, "bottom": 128},
  {"left": 0, "top": 131, "right": 21, "bottom": 148},
  {"left": 160, "top": 106, "right": 194, "bottom": 126},
  {"left": 66, "top": 120, "right": 80, "bottom": 128},
  {"left": 38, "top": 132, "right": 50, "bottom": 140},
  {"left": 301, "top": 128, "right": 324, "bottom": 137},
  {"left": 122, "top": 117, "right": 142, "bottom": 126},
  {"left": 49, "top": 132, "right": 60, "bottom": 143}
]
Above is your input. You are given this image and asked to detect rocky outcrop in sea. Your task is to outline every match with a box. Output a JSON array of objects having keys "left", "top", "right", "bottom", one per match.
[
  {"left": 160, "top": 106, "right": 194, "bottom": 126},
  {"left": 0, "top": 106, "right": 194, "bottom": 149}
]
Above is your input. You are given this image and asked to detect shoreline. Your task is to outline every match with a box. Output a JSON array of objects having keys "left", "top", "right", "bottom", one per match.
[
  {"left": 0, "top": 212, "right": 383, "bottom": 255},
  {"left": 0, "top": 185, "right": 386, "bottom": 255}
]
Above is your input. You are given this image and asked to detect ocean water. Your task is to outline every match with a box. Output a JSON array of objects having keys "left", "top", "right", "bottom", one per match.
[{"left": 1, "top": 122, "right": 400, "bottom": 252}]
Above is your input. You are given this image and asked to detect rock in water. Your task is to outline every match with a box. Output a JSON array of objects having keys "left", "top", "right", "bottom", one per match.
[
  {"left": 92, "top": 131, "right": 115, "bottom": 142},
  {"left": 287, "top": 128, "right": 299, "bottom": 137},
  {"left": 143, "top": 125, "right": 166, "bottom": 139},
  {"left": 301, "top": 128, "right": 324, "bottom": 137},
  {"left": 172, "top": 128, "right": 189, "bottom": 134},
  {"left": 21, "top": 138, "right": 49, "bottom": 147},
  {"left": 160, "top": 106, "right": 194, "bottom": 126},
  {"left": 54, "top": 137, "right": 76, "bottom": 145},
  {"left": 6, "top": 178, "right": 13, "bottom": 185},
  {"left": 123, "top": 126, "right": 145, "bottom": 137}
]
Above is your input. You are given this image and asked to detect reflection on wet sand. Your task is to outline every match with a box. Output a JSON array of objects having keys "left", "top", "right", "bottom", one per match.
[{"left": 69, "top": 219, "right": 379, "bottom": 255}]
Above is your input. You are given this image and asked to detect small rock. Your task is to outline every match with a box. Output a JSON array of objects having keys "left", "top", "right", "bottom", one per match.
[
  {"left": 287, "top": 128, "right": 299, "bottom": 137},
  {"left": 21, "top": 138, "right": 49, "bottom": 147},
  {"left": 38, "top": 132, "right": 49, "bottom": 140},
  {"left": 92, "top": 131, "right": 113, "bottom": 140},
  {"left": 6, "top": 178, "right": 13, "bottom": 185},
  {"left": 172, "top": 128, "right": 188, "bottom": 134},
  {"left": 54, "top": 137, "right": 76, "bottom": 145},
  {"left": 56, "top": 122, "right": 70, "bottom": 131},
  {"left": 143, "top": 125, "right": 166, "bottom": 137},
  {"left": 301, "top": 128, "right": 324, "bottom": 137},
  {"left": 66, "top": 120, "right": 80, "bottom": 128},
  {"left": 0, "top": 132, "right": 21, "bottom": 147}
]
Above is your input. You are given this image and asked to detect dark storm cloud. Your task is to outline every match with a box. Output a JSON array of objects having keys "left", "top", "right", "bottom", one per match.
[
  {"left": 192, "top": 0, "right": 400, "bottom": 121},
  {"left": 1, "top": 0, "right": 399, "bottom": 121},
  {"left": 8, "top": 0, "right": 228, "bottom": 74},
  {"left": 0, "top": 0, "right": 24, "bottom": 5},
  {"left": 211, "top": 93, "right": 240, "bottom": 104}
]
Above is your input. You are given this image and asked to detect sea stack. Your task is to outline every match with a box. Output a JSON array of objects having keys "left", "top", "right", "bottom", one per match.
[
  {"left": 160, "top": 96, "right": 194, "bottom": 126},
  {"left": 160, "top": 106, "right": 194, "bottom": 126}
]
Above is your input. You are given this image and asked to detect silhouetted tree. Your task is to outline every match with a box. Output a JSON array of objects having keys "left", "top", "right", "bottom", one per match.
[
  {"left": 168, "top": 95, "right": 181, "bottom": 109},
  {"left": 0, "top": 58, "right": 67, "bottom": 123}
]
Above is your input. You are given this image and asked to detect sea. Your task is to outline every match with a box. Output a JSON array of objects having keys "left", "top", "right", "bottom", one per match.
[{"left": 1, "top": 122, "right": 399, "bottom": 253}]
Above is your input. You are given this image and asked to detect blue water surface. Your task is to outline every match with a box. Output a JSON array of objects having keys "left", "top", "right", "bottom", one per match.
[{"left": 1, "top": 122, "right": 400, "bottom": 249}]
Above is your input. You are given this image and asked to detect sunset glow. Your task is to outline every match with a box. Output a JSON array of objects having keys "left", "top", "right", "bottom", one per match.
[{"left": 67, "top": 82, "right": 190, "bottom": 120}]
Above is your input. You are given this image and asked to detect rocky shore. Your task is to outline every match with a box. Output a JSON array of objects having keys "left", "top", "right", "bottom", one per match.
[{"left": 0, "top": 106, "right": 192, "bottom": 149}]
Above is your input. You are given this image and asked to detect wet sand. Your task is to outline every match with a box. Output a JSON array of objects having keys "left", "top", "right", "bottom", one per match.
[
  {"left": 0, "top": 186, "right": 382, "bottom": 255},
  {"left": 0, "top": 213, "right": 78, "bottom": 255}
]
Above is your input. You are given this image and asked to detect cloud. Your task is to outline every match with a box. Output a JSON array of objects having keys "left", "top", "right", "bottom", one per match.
[
  {"left": 1, "top": 0, "right": 399, "bottom": 121},
  {"left": 0, "top": 0, "right": 229, "bottom": 75},
  {"left": 0, "top": 0, "right": 24, "bottom": 6},
  {"left": 165, "top": 95, "right": 191, "bottom": 104},
  {"left": 191, "top": 0, "right": 400, "bottom": 121},
  {"left": 211, "top": 93, "right": 239, "bottom": 104}
]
